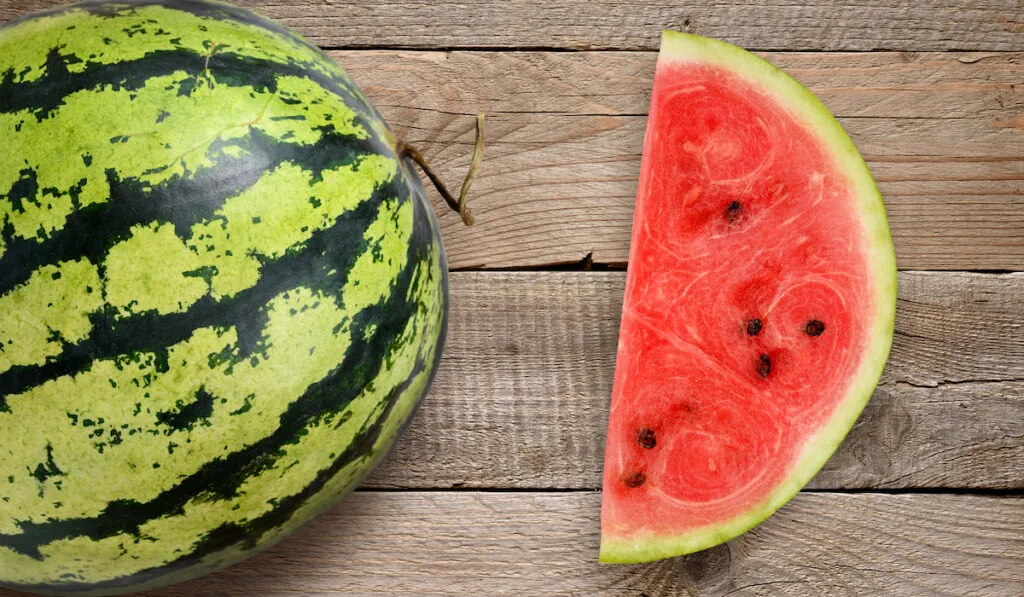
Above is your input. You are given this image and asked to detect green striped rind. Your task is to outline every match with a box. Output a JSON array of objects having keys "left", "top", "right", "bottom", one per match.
[{"left": 0, "top": 1, "right": 447, "bottom": 593}]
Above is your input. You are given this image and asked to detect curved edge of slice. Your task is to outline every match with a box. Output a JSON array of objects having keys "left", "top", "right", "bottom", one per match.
[{"left": 598, "top": 31, "right": 897, "bottom": 564}]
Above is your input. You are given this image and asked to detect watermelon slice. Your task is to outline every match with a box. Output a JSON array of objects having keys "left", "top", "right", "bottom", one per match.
[{"left": 599, "top": 32, "right": 897, "bottom": 563}]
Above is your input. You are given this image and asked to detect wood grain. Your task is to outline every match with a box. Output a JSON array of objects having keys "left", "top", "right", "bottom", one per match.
[
  {"left": 332, "top": 50, "right": 1024, "bottom": 271},
  {"left": 4, "top": 0, "right": 1023, "bottom": 51},
  {"left": 56, "top": 492, "right": 1019, "bottom": 597},
  {"left": 362, "top": 271, "right": 1024, "bottom": 491},
  {"left": 338, "top": 51, "right": 1024, "bottom": 119},
  {"left": 0, "top": 2, "right": 1019, "bottom": 595}
]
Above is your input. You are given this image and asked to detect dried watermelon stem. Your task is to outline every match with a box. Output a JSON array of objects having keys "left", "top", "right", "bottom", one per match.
[{"left": 395, "top": 114, "right": 485, "bottom": 226}]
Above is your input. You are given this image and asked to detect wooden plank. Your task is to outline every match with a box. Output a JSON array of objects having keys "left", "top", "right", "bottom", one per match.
[
  {"left": 0, "top": 16, "right": 1019, "bottom": 268},
  {"left": 338, "top": 51, "right": 1024, "bottom": 119},
  {"left": 365, "top": 271, "right": 1024, "bottom": 491},
  {"left": 39, "top": 492, "right": 1017, "bottom": 597},
  {"left": 4, "top": 0, "right": 1022, "bottom": 51},
  {"left": 333, "top": 51, "right": 1024, "bottom": 271},
  {"left": 406, "top": 115, "right": 1022, "bottom": 271}
]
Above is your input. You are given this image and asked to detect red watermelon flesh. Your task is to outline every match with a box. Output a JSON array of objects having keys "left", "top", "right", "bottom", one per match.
[{"left": 600, "top": 32, "right": 896, "bottom": 563}]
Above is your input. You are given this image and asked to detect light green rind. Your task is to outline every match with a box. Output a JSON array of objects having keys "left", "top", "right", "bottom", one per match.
[
  {"left": 0, "top": 4, "right": 348, "bottom": 86},
  {"left": 599, "top": 31, "right": 897, "bottom": 564},
  {"left": 68, "top": 243, "right": 447, "bottom": 597},
  {"left": 0, "top": 69, "right": 366, "bottom": 262},
  {"left": 0, "top": 193, "right": 446, "bottom": 587},
  {"left": 0, "top": 1, "right": 449, "bottom": 589},
  {"left": 0, "top": 154, "right": 394, "bottom": 374}
]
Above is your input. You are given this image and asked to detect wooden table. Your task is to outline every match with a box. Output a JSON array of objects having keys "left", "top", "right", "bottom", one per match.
[{"left": 1, "top": 1, "right": 1022, "bottom": 595}]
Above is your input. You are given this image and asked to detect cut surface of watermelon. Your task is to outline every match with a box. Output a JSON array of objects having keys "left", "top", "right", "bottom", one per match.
[{"left": 599, "top": 32, "right": 896, "bottom": 564}]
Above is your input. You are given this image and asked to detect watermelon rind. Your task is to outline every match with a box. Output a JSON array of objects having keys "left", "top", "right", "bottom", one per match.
[
  {"left": 599, "top": 31, "right": 897, "bottom": 564},
  {"left": 0, "top": 1, "right": 450, "bottom": 593}
]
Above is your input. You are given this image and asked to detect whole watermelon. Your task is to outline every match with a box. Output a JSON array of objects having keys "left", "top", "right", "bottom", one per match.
[{"left": 0, "top": 1, "right": 449, "bottom": 593}]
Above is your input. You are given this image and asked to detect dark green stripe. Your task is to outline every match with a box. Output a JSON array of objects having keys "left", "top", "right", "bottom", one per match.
[
  {"left": 0, "top": 171, "right": 437, "bottom": 569},
  {"left": 1, "top": 48, "right": 273, "bottom": 121},
  {"left": 154, "top": 387, "right": 216, "bottom": 432},
  {"left": 0, "top": 44, "right": 371, "bottom": 126},
  {"left": 0, "top": 169, "right": 389, "bottom": 405},
  {"left": 0, "top": 2, "right": 382, "bottom": 126},
  {"left": 0, "top": 126, "right": 379, "bottom": 298},
  {"left": 128, "top": 354, "right": 434, "bottom": 592},
  {"left": 7, "top": 357, "right": 428, "bottom": 593}
]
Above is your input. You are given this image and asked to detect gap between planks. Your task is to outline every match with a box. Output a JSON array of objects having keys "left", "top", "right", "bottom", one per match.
[
  {"left": 5, "top": 0, "right": 1022, "bottom": 51},
  {"left": 352, "top": 486, "right": 1024, "bottom": 497},
  {"left": 366, "top": 271, "right": 1024, "bottom": 492},
  {"left": 333, "top": 50, "right": 1022, "bottom": 272}
]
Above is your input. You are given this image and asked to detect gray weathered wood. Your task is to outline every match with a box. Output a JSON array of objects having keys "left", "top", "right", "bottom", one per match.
[
  {"left": 338, "top": 51, "right": 1023, "bottom": 119},
  {"left": 58, "top": 492, "right": 1020, "bottom": 597},
  {"left": 4, "top": 0, "right": 1022, "bottom": 51},
  {"left": 363, "top": 271, "right": 1024, "bottom": 491},
  {"left": 407, "top": 115, "right": 1023, "bottom": 271},
  {"left": 331, "top": 51, "right": 1023, "bottom": 271}
]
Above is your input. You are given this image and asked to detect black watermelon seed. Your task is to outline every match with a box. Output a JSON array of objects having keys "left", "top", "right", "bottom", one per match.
[
  {"left": 805, "top": 320, "right": 825, "bottom": 337},
  {"left": 746, "top": 318, "right": 762, "bottom": 336},
  {"left": 726, "top": 201, "right": 742, "bottom": 222},
  {"left": 637, "top": 428, "right": 656, "bottom": 449},
  {"left": 623, "top": 471, "right": 646, "bottom": 488},
  {"left": 757, "top": 354, "right": 771, "bottom": 379}
]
